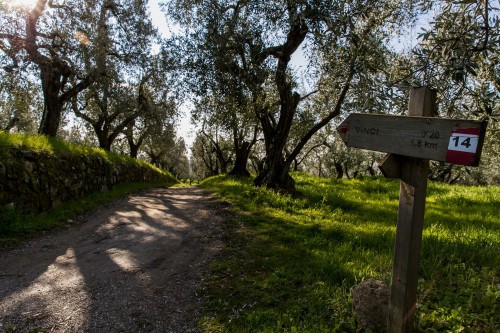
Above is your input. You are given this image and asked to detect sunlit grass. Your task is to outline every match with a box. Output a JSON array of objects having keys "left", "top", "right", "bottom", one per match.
[
  {"left": 1, "top": 130, "right": 88, "bottom": 154},
  {"left": 199, "top": 173, "right": 499, "bottom": 332},
  {"left": 0, "top": 131, "right": 170, "bottom": 176}
]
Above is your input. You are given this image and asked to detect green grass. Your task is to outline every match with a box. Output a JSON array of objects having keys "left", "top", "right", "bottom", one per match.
[
  {"left": 199, "top": 173, "right": 500, "bottom": 332},
  {"left": 0, "top": 131, "right": 166, "bottom": 174},
  {"left": 0, "top": 182, "right": 171, "bottom": 248},
  {"left": 0, "top": 131, "right": 109, "bottom": 157}
]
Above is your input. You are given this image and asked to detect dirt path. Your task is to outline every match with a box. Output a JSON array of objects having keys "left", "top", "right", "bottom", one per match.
[{"left": 0, "top": 186, "right": 225, "bottom": 333}]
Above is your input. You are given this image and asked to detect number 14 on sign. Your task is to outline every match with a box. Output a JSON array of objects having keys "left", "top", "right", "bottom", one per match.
[{"left": 449, "top": 133, "right": 478, "bottom": 152}]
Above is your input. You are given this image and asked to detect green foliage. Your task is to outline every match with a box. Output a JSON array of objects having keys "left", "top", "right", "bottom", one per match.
[
  {"left": 0, "top": 182, "right": 170, "bottom": 248},
  {"left": 199, "top": 174, "right": 499, "bottom": 332},
  {"left": 401, "top": 1, "right": 499, "bottom": 122}
]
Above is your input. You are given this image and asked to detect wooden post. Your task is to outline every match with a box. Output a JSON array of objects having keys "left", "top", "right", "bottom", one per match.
[
  {"left": 387, "top": 87, "right": 436, "bottom": 333},
  {"left": 379, "top": 154, "right": 402, "bottom": 179},
  {"left": 336, "top": 87, "right": 486, "bottom": 331}
]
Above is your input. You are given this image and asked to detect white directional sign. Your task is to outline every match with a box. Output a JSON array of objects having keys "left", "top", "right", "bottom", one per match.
[{"left": 336, "top": 114, "right": 487, "bottom": 166}]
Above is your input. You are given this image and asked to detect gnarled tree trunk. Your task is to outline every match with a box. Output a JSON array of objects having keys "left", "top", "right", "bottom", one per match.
[
  {"left": 253, "top": 16, "right": 307, "bottom": 191},
  {"left": 228, "top": 125, "right": 258, "bottom": 177},
  {"left": 334, "top": 162, "right": 344, "bottom": 179},
  {"left": 228, "top": 141, "right": 253, "bottom": 177},
  {"left": 38, "top": 65, "right": 66, "bottom": 136},
  {"left": 253, "top": 157, "right": 296, "bottom": 191}
]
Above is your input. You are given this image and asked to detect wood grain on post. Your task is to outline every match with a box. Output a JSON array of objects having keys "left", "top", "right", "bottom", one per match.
[
  {"left": 387, "top": 87, "right": 435, "bottom": 333},
  {"left": 337, "top": 114, "right": 485, "bottom": 166}
]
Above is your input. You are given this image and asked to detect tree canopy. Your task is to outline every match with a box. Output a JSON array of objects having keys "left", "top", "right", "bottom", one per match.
[
  {"left": 167, "top": 0, "right": 427, "bottom": 189},
  {"left": 0, "top": 0, "right": 498, "bottom": 186}
]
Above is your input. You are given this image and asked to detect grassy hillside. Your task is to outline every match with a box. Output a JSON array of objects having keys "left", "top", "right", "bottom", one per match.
[
  {"left": 199, "top": 173, "right": 499, "bottom": 332},
  {"left": 0, "top": 131, "right": 163, "bottom": 171}
]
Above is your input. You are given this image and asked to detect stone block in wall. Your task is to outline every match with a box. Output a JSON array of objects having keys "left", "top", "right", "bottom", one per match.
[{"left": 24, "top": 161, "right": 34, "bottom": 173}]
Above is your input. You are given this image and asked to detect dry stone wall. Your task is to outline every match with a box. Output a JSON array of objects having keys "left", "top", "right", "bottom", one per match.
[{"left": 0, "top": 149, "right": 175, "bottom": 213}]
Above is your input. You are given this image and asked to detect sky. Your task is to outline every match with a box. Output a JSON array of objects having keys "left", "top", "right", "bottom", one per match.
[{"left": 147, "top": 1, "right": 197, "bottom": 148}]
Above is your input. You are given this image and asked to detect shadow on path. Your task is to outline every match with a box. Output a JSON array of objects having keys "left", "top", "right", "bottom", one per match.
[{"left": 0, "top": 186, "right": 225, "bottom": 333}]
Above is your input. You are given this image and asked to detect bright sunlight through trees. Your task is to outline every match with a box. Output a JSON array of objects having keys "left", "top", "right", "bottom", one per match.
[{"left": 5, "top": 0, "right": 37, "bottom": 10}]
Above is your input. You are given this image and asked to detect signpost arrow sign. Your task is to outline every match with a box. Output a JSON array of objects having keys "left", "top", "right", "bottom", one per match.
[{"left": 336, "top": 114, "right": 487, "bottom": 166}]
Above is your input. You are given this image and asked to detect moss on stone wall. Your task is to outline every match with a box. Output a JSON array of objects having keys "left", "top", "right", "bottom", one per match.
[{"left": 0, "top": 140, "right": 177, "bottom": 213}]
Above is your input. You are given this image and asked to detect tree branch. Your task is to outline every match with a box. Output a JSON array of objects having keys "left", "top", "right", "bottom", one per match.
[
  {"left": 295, "top": 142, "right": 326, "bottom": 168},
  {"left": 472, "top": 0, "right": 490, "bottom": 52},
  {"left": 48, "top": 0, "right": 70, "bottom": 10},
  {"left": 285, "top": 57, "right": 356, "bottom": 166},
  {"left": 60, "top": 72, "right": 94, "bottom": 102},
  {"left": 25, "top": 0, "right": 49, "bottom": 63},
  {"left": 299, "top": 90, "right": 319, "bottom": 102}
]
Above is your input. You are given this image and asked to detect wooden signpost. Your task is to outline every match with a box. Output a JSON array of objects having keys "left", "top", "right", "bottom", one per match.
[
  {"left": 336, "top": 87, "right": 487, "bottom": 333},
  {"left": 336, "top": 113, "right": 487, "bottom": 167}
]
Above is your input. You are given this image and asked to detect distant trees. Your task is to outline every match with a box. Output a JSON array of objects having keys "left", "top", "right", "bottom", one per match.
[
  {"left": 191, "top": 93, "right": 259, "bottom": 178},
  {"left": 191, "top": 134, "right": 218, "bottom": 180},
  {"left": 0, "top": 71, "right": 41, "bottom": 132},
  {"left": 191, "top": 126, "right": 234, "bottom": 179},
  {"left": 141, "top": 125, "right": 190, "bottom": 180}
]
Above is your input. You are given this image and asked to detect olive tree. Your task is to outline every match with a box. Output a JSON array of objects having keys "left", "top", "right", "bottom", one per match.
[
  {"left": 1, "top": 0, "right": 97, "bottom": 136},
  {"left": 0, "top": 0, "right": 157, "bottom": 137},
  {"left": 168, "top": 0, "right": 421, "bottom": 190}
]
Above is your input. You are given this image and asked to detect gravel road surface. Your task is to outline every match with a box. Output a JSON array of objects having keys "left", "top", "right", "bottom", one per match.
[{"left": 0, "top": 186, "right": 225, "bottom": 333}]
